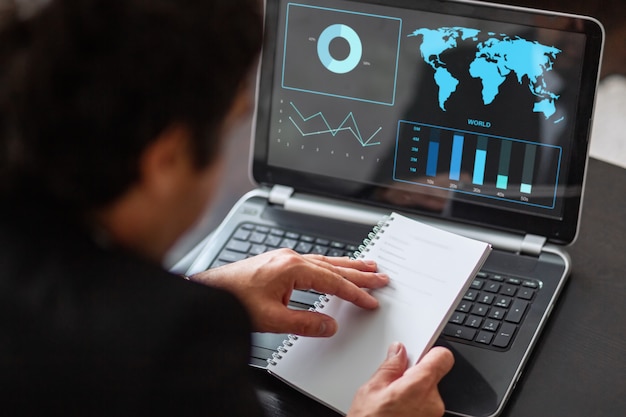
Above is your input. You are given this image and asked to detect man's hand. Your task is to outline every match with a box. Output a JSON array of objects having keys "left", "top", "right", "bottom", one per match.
[
  {"left": 348, "top": 344, "right": 454, "bottom": 417},
  {"left": 191, "top": 248, "right": 389, "bottom": 336}
]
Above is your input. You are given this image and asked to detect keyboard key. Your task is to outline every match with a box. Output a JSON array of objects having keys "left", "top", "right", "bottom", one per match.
[
  {"left": 264, "top": 235, "right": 282, "bottom": 247},
  {"left": 507, "top": 277, "right": 522, "bottom": 285},
  {"left": 463, "top": 290, "right": 479, "bottom": 301},
  {"left": 485, "top": 282, "right": 501, "bottom": 293},
  {"left": 483, "top": 319, "right": 500, "bottom": 332},
  {"left": 346, "top": 244, "right": 359, "bottom": 252},
  {"left": 456, "top": 301, "right": 472, "bottom": 313},
  {"left": 310, "top": 245, "right": 328, "bottom": 255},
  {"left": 471, "top": 278, "right": 485, "bottom": 289},
  {"left": 489, "top": 307, "right": 507, "bottom": 320},
  {"left": 505, "top": 299, "right": 529, "bottom": 324},
  {"left": 270, "top": 228, "right": 285, "bottom": 236},
  {"left": 233, "top": 229, "right": 251, "bottom": 241},
  {"left": 477, "top": 293, "right": 496, "bottom": 305},
  {"left": 449, "top": 312, "right": 466, "bottom": 324},
  {"left": 289, "top": 290, "right": 321, "bottom": 307},
  {"left": 226, "top": 240, "right": 251, "bottom": 253},
  {"left": 249, "top": 231, "right": 267, "bottom": 244},
  {"left": 327, "top": 248, "right": 345, "bottom": 257},
  {"left": 218, "top": 250, "right": 247, "bottom": 263},
  {"left": 476, "top": 331, "right": 494, "bottom": 345},
  {"left": 443, "top": 324, "right": 477, "bottom": 341},
  {"left": 471, "top": 304, "right": 489, "bottom": 317},
  {"left": 518, "top": 288, "right": 535, "bottom": 300},
  {"left": 211, "top": 260, "right": 230, "bottom": 268},
  {"left": 465, "top": 315, "right": 483, "bottom": 328},
  {"left": 500, "top": 284, "right": 517, "bottom": 296},
  {"left": 279, "top": 238, "right": 298, "bottom": 249},
  {"left": 295, "top": 242, "right": 313, "bottom": 254},
  {"left": 494, "top": 296, "right": 512, "bottom": 308},
  {"left": 285, "top": 232, "right": 300, "bottom": 239},
  {"left": 523, "top": 280, "right": 539, "bottom": 289},
  {"left": 249, "top": 244, "right": 268, "bottom": 256},
  {"left": 492, "top": 322, "right": 517, "bottom": 348}
]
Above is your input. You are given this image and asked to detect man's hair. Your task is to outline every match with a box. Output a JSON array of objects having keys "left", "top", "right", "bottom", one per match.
[{"left": 0, "top": 0, "right": 262, "bottom": 210}]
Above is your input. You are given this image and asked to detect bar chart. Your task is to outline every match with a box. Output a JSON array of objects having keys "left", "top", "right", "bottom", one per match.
[{"left": 393, "top": 121, "right": 562, "bottom": 209}]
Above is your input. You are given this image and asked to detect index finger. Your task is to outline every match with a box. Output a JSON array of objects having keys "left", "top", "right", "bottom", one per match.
[
  {"left": 294, "top": 262, "right": 380, "bottom": 310},
  {"left": 304, "top": 255, "right": 389, "bottom": 289}
]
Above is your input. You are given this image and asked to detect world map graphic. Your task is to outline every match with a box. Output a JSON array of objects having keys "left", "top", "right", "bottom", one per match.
[{"left": 408, "top": 27, "right": 562, "bottom": 120}]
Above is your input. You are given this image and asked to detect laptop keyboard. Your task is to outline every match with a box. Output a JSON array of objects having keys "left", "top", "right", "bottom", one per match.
[
  {"left": 442, "top": 271, "right": 539, "bottom": 350},
  {"left": 212, "top": 222, "right": 540, "bottom": 351}
]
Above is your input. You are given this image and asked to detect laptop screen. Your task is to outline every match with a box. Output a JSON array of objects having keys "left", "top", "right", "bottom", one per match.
[{"left": 253, "top": 0, "right": 603, "bottom": 244}]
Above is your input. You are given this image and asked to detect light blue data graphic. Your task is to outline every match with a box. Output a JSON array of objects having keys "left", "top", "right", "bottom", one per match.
[
  {"left": 408, "top": 27, "right": 562, "bottom": 121},
  {"left": 426, "top": 129, "right": 439, "bottom": 177},
  {"left": 282, "top": 3, "right": 402, "bottom": 106},
  {"left": 289, "top": 102, "right": 382, "bottom": 147},
  {"left": 317, "top": 24, "right": 363, "bottom": 74},
  {"left": 473, "top": 136, "right": 488, "bottom": 186},
  {"left": 394, "top": 120, "right": 563, "bottom": 210},
  {"left": 450, "top": 134, "right": 464, "bottom": 181}
]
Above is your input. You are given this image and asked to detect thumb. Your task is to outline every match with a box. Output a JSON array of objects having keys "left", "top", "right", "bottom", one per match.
[{"left": 366, "top": 342, "right": 409, "bottom": 389}]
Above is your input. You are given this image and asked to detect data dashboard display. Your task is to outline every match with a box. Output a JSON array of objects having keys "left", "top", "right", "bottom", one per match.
[{"left": 256, "top": 0, "right": 602, "bottom": 239}]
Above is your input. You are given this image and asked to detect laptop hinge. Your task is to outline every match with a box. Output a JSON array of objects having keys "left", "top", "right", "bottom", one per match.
[
  {"left": 520, "top": 234, "right": 547, "bottom": 256},
  {"left": 269, "top": 184, "right": 295, "bottom": 206}
]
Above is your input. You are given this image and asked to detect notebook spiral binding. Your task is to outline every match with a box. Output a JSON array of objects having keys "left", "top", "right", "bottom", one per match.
[
  {"left": 266, "top": 214, "right": 392, "bottom": 367},
  {"left": 352, "top": 214, "right": 391, "bottom": 260}
]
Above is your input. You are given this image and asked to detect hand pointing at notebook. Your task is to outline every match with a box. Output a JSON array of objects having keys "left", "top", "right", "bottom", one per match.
[{"left": 190, "top": 248, "right": 389, "bottom": 336}]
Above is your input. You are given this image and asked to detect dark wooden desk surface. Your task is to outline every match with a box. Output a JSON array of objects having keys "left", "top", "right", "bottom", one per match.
[{"left": 249, "top": 158, "right": 626, "bottom": 417}]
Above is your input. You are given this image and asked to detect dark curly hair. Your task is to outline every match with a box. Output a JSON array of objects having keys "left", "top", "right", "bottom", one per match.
[{"left": 0, "top": 0, "right": 262, "bottom": 211}]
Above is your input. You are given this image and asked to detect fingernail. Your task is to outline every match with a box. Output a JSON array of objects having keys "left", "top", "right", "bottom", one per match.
[
  {"left": 363, "top": 260, "right": 377, "bottom": 267},
  {"left": 320, "top": 319, "right": 337, "bottom": 336},
  {"left": 377, "top": 273, "right": 390, "bottom": 283},
  {"left": 387, "top": 342, "right": 402, "bottom": 358}
]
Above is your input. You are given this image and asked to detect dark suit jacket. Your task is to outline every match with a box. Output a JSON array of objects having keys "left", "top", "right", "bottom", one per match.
[{"left": 0, "top": 195, "right": 265, "bottom": 416}]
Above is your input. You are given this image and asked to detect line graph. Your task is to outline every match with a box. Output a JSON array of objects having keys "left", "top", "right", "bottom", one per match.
[{"left": 288, "top": 102, "right": 382, "bottom": 147}]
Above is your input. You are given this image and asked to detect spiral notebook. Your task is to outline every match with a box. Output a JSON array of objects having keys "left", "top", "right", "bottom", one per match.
[{"left": 266, "top": 212, "right": 491, "bottom": 415}]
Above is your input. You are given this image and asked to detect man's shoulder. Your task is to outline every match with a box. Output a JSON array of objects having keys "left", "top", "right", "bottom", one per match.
[
  {"left": 0, "top": 198, "right": 250, "bottom": 347},
  {"left": 0, "top": 207, "right": 261, "bottom": 415},
  {"left": 0, "top": 208, "right": 247, "bottom": 329}
]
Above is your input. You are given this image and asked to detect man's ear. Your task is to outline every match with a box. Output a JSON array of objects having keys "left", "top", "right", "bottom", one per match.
[{"left": 137, "top": 125, "right": 195, "bottom": 200}]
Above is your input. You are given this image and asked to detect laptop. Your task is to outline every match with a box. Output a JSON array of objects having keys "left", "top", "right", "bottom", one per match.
[{"left": 179, "top": 0, "right": 603, "bottom": 415}]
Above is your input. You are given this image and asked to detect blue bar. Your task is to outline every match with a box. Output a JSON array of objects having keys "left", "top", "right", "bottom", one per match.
[
  {"left": 450, "top": 134, "right": 464, "bottom": 181},
  {"left": 520, "top": 183, "right": 532, "bottom": 194},
  {"left": 426, "top": 141, "right": 439, "bottom": 177},
  {"left": 473, "top": 149, "right": 486, "bottom": 185},
  {"left": 521, "top": 144, "right": 536, "bottom": 194},
  {"left": 497, "top": 140, "right": 512, "bottom": 190},
  {"left": 497, "top": 174, "right": 508, "bottom": 189}
]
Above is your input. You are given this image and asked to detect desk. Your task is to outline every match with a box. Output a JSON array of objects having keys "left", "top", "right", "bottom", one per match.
[{"left": 249, "top": 158, "right": 626, "bottom": 417}]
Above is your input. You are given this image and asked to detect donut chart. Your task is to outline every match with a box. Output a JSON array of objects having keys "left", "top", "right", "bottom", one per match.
[{"left": 317, "top": 24, "right": 362, "bottom": 74}]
